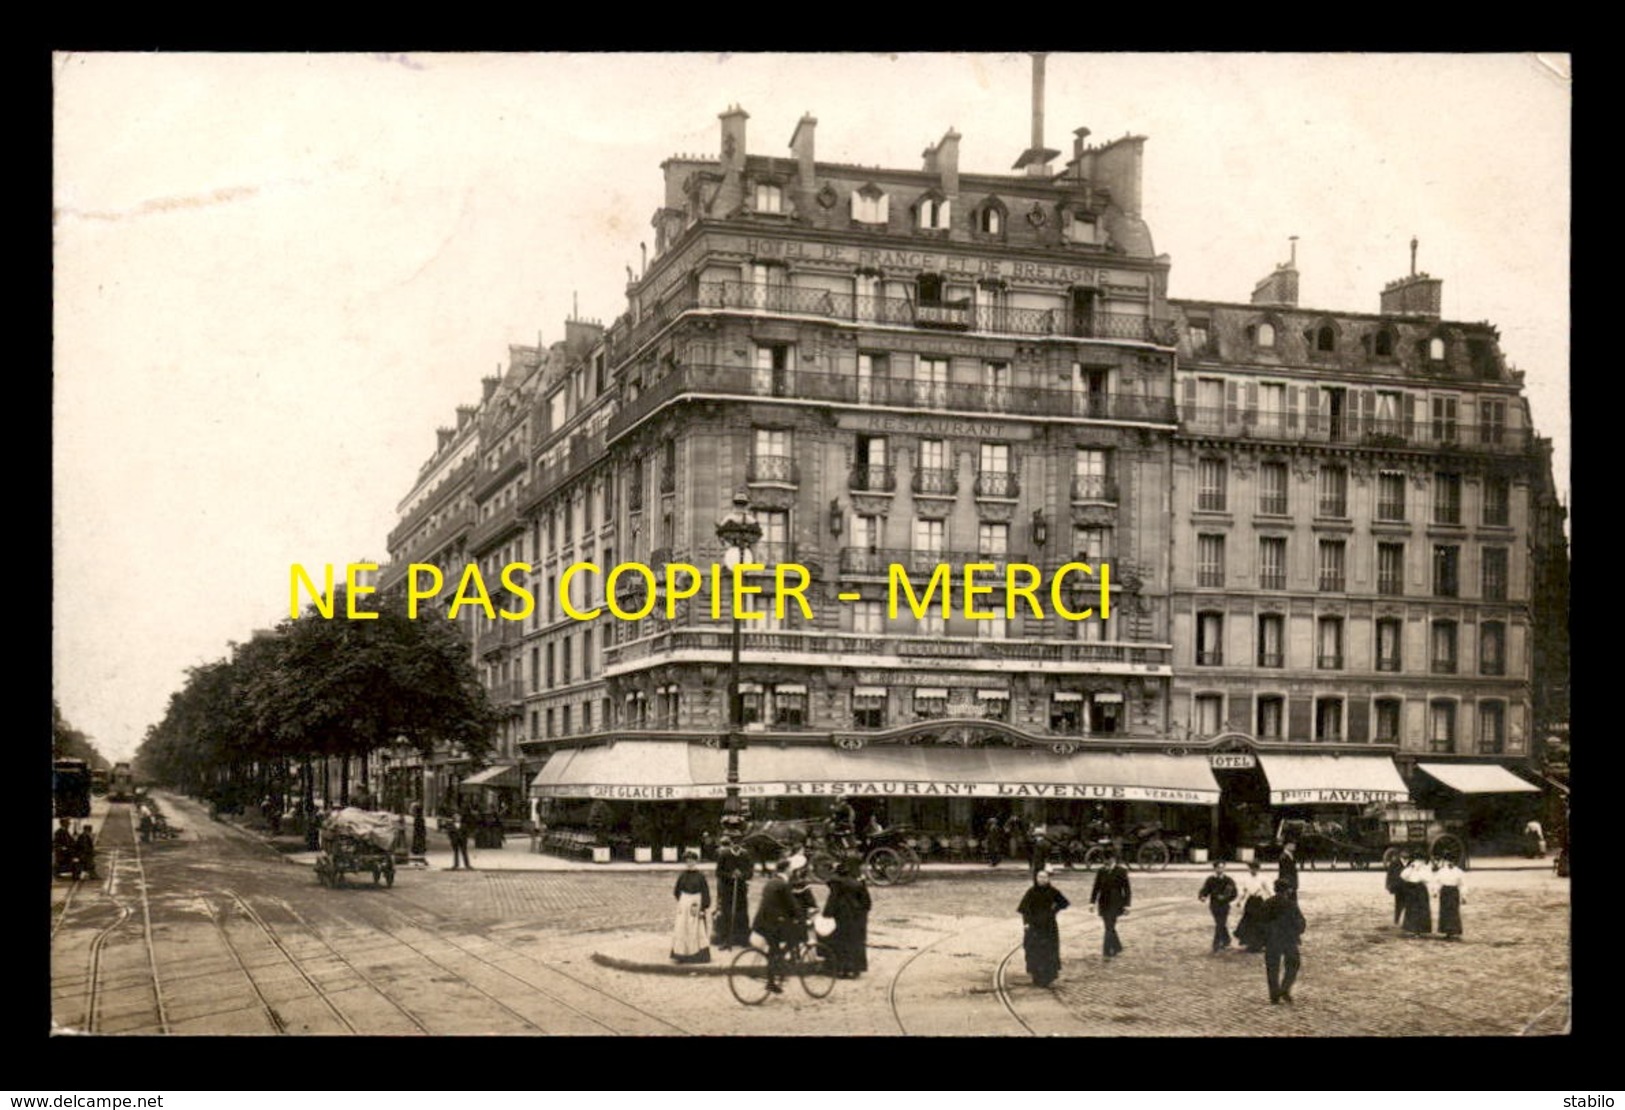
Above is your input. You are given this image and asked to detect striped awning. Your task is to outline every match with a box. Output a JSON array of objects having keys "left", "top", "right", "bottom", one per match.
[
  {"left": 1417, "top": 762, "right": 1540, "bottom": 795},
  {"left": 1258, "top": 753, "right": 1410, "bottom": 805}
]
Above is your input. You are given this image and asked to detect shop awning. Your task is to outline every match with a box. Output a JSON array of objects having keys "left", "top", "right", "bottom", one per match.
[
  {"left": 531, "top": 741, "right": 1219, "bottom": 805},
  {"left": 1417, "top": 763, "right": 1540, "bottom": 795},
  {"left": 1257, "top": 753, "right": 1410, "bottom": 805},
  {"left": 459, "top": 764, "right": 523, "bottom": 790}
]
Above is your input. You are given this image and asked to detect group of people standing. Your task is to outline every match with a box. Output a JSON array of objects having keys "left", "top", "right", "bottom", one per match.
[
  {"left": 1387, "top": 852, "right": 1466, "bottom": 939},
  {"left": 52, "top": 818, "right": 98, "bottom": 881},
  {"left": 669, "top": 835, "right": 873, "bottom": 990}
]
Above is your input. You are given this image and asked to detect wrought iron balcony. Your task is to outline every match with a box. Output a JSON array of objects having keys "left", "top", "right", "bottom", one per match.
[
  {"left": 1376, "top": 658, "right": 1402, "bottom": 672},
  {"left": 1258, "top": 496, "right": 1288, "bottom": 516},
  {"left": 1178, "top": 407, "right": 1533, "bottom": 453},
  {"left": 1317, "top": 655, "right": 1344, "bottom": 670},
  {"left": 747, "top": 454, "right": 798, "bottom": 484},
  {"left": 1196, "top": 651, "right": 1224, "bottom": 666},
  {"left": 848, "top": 464, "right": 896, "bottom": 493},
  {"left": 1257, "top": 653, "right": 1284, "bottom": 668},
  {"left": 1319, "top": 575, "right": 1346, "bottom": 592},
  {"left": 606, "top": 362, "right": 1178, "bottom": 442},
  {"left": 974, "top": 470, "right": 1020, "bottom": 499},
  {"left": 1259, "top": 572, "right": 1287, "bottom": 591},
  {"left": 1070, "top": 475, "right": 1118, "bottom": 502},
  {"left": 1431, "top": 658, "right": 1458, "bottom": 675},
  {"left": 912, "top": 467, "right": 959, "bottom": 496}
]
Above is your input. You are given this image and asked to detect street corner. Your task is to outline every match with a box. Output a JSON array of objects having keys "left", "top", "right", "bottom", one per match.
[{"left": 590, "top": 930, "right": 733, "bottom": 976}]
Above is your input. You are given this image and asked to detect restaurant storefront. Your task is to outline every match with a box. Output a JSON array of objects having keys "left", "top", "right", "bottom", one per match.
[
  {"left": 531, "top": 737, "right": 1221, "bottom": 860},
  {"left": 1208, "top": 739, "right": 1412, "bottom": 858},
  {"left": 1408, "top": 760, "right": 1542, "bottom": 856}
]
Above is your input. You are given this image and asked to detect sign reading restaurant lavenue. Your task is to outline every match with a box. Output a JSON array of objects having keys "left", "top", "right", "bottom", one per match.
[
  {"left": 537, "top": 781, "right": 1217, "bottom": 804},
  {"left": 1271, "top": 787, "right": 1408, "bottom": 804}
]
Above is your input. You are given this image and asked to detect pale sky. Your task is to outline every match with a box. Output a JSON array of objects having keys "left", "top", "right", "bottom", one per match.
[{"left": 52, "top": 52, "right": 1571, "bottom": 763}]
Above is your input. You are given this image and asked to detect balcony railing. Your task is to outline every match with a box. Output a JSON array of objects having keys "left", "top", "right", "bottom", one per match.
[
  {"left": 1378, "top": 578, "right": 1404, "bottom": 596},
  {"left": 1480, "top": 659, "right": 1506, "bottom": 677},
  {"left": 468, "top": 503, "right": 526, "bottom": 556},
  {"left": 1178, "top": 407, "right": 1533, "bottom": 453},
  {"left": 849, "top": 464, "right": 896, "bottom": 493},
  {"left": 1259, "top": 572, "right": 1286, "bottom": 591},
  {"left": 1257, "top": 653, "right": 1283, "bottom": 668},
  {"left": 1198, "top": 570, "right": 1225, "bottom": 588},
  {"left": 1377, "top": 502, "right": 1407, "bottom": 522},
  {"left": 1319, "top": 575, "right": 1346, "bottom": 592},
  {"left": 1071, "top": 475, "right": 1118, "bottom": 502},
  {"left": 912, "top": 467, "right": 959, "bottom": 496},
  {"left": 1197, "top": 651, "right": 1224, "bottom": 666},
  {"left": 607, "top": 362, "right": 1178, "bottom": 441},
  {"left": 1317, "top": 498, "right": 1348, "bottom": 519},
  {"left": 1432, "top": 658, "right": 1458, "bottom": 675},
  {"left": 1317, "top": 655, "right": 1344, "bottom": 670},
  {"left": 747, "top": 454, "right": 798, "bottom": 484},
  {"left": 1258, "top": 496, "right": 1288, "bottom": 516},
  {"left": 1376, "top": 658, "right": 1402, "bottom": 673},
  {"left": 523, "top": 429, "right": 607, "bottom": 515},
  {"left": 603, "top": 627, "right": 1173, "bottom": 671},
  {"left": 837, "top": 547, "right": 1033, "bottom": 576},
  {"left": 387, "top": 455, "right": 478, "bottom": 551},
  {"left": 974, "top": 470, "right": 1020, "bottom": 498}
]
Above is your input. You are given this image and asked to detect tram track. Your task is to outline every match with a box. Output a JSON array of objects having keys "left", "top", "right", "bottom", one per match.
[
  {"left": 375, "top": 904, "right": 693, "bottom": 1035},
  {"left": 213, "top": 889, "right": 361, "bottom": 1035}
]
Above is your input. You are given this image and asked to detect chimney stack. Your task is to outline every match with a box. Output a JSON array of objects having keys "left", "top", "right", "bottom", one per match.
[
  {"left": 1250, "top": 239, "right": 1300, "bottom": 307},
  {"left": 1012, "top": 52, "right": 1060, "bottom": 175},
  {"left": 436, "top": 426, "right": 454, "bottom": 451},
  {"left": 789, "top": 113, "right": 817, "bottom": 205},
  {"left": 1380, "top": 237, "right": 1442, "bottom": 318},
  {"left": 718, "top": 104, "right": 749, "bottom": 215},
  {"left": 481, "top": 375, "right": 500, "bottom": 402}
]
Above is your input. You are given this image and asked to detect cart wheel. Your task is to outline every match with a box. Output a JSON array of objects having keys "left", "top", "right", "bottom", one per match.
[
  {"left": 865, "top": 847, "right": 905, "bottom": 886},
  {"left": 1137, "top": 840, "right": 1170, "bottom": 871},
  {"left": 1082, "top": 845, "right": 1109, "bottom": 871},
  {"left": 1063, "top": 840, "right": 1084, "bottom": 870},
  {"left": 1382, "top": 846, "right": 1403, "bottom": 869},
  {"left": 1430, "top": 835, "right": 1466, "bottom": 867}
]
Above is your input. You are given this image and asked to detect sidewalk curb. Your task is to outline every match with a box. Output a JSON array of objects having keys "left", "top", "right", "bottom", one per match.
[{"left": 591, "top": 951, "right": 733, "bottom": 977}]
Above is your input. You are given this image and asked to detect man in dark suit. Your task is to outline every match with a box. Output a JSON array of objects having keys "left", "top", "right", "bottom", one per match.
[
  {"left": 1028, "top": 828, "right": 1051, "bottom": 880},
  {"left": 1197, "top": 859, "right": 1238, "bottom": 952},
  {"left": 1262, "top": 878, "right": 1307, "bottom": 1003},
  {"left": 1090, "top": 851, "right": 1132, "bottom": 958},
  {"left": 1277, "top": 840, "right": 1299, "bottom": 900},
  {"left": 751, "top": 860, "right": 803, "bottom": 993}
]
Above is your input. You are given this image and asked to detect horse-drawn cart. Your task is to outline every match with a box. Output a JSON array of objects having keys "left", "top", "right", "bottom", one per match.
[
  {"left": 314, "top": 807, "right": 402, "bottom": 889},
  {"left": 740, "top": 819, "right": 922, "bottom": 886},
  {"left": 1269, "top": 804, "right": 1468, "bottom": 870}
]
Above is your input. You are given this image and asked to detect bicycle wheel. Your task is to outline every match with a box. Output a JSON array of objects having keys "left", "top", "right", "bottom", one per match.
[
  {"left": 728, "top": 946, "right": 772, "bottom": 1006},
  {"left": 797, "top": 942, "right": 836, "bottom": 999}
]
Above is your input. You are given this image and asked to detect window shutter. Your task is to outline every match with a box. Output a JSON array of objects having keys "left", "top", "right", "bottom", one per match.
[
  {"left": 1359, "top": 389, "right": 1375, "bottom": 435},
  {"left": 1305, "top": 388, "right": 1322, "bottom": 433},
  {"left": 1244, "top": 381, "right": 1258, "bottom": 421},
  {"left": 1181, "top": 377, "right": 1196, "bottom": 418},
  {"left": 1288, "top": 696, "right": 1313, "bottom": 742},
  {"left": 1228, "top": 692, "right": 1254, "bottom": 735},
  {"left": 1225, "top": 381, "right": 1240, "bottom": 426},
  {"left": 1346, "top": 696, "right": 1371, "bottom": 743},
  {"left": 1402, "top": 393, "right": 1416, "bottom": 438},
  {"left": 1287, "top": 386, "right": 1301, "bottom": 431}
]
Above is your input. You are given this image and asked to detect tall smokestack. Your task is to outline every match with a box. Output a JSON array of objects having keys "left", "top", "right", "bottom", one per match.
[{"left": 1012, "top": 52, "right": 1061, "bottom": 175}]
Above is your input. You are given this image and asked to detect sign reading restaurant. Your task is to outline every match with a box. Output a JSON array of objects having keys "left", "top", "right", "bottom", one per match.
[{"left": 537, "top": 781, "right": 1217, "bottom": 804}]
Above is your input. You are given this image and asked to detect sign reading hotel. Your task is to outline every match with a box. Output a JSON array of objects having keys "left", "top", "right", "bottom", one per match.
[
  {"left": 1209, "top": 753, "right": 1257, "bottom": 770},
  {"left": 1270, "top": 787, "right": 1408, "bottom": 805},
  {"left": 537, "top": 781, "right": 1217, "bottom": 804}
]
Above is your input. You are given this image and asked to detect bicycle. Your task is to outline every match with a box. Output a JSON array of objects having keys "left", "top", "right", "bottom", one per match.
[{"left": 727, "top": 935, "right": 837, "bottom": 1005}]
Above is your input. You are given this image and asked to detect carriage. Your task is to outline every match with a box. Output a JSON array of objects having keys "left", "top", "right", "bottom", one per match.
[
  {"left": 1267, "top": 805, "right": 1468, "bottom": 870},
  {"left": 313, "top": 808, "right": 402, "bottom": 889},
  {"left": 1050, "top": 820, "right": 1181, "bottom": 871},
  {"left": 739, "top": 819, "right": 922, "bottom": 886}
]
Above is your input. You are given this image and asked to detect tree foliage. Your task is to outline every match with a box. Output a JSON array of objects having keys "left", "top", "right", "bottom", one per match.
[
  {"left": 136, "top": 588, "right": 497, "bottom": 797},
  {"left": 52, "top": 701, "right": 108, "bottom": 768}
]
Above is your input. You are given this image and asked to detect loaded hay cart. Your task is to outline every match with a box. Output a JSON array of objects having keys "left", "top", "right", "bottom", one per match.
[{"left": 314, "top": 807, "right": 402, "bottom": 889}]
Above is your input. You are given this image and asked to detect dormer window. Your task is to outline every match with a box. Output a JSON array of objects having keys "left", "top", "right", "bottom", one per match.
[
  {"left": 1316, "top": 325, "right": 1336, "bottom": 352},
  {"left": 1373, "top": 328, "right": 1396, "bottom": 358},
  {"left": 852, "top": 183, "right": 889, "bottom": 225},
  {"left": 916, "top": 192, "right": 950, "bottom": 230},
  {"left": 1429, "top": 336, "right": 1446, "bottom": 361},
  {"left": 1065, "top": 212, "right": 1098, "bottom": 244},
  {"left": 1255, "top": 322, "right": 1275, "bottom": 348},
  {"left": 753, "top": 182, "right": 783, "bottom": 214},
  {"left": 979, "top": 204, "right": 1002, "bottom": 234}
]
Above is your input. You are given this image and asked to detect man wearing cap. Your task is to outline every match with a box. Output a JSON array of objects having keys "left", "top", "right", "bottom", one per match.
[
  {"left": 1261, "top": 877, "right": 1307, "bottom": 1004},
  {"left": 752, "top": 859, "right": 802, "bottom": 993},
  {"left": 1090, "top": 850, "right": 1132, "bottom": 958}
]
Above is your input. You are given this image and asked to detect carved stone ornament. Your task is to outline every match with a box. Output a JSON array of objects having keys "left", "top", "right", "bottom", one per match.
[
  {"left": 748, "top": 487, "right": 796, "bottom": 512},
  {"left": 702, "top": 735, "right": 723, "bottom": 750},
  {"left": 1071, "top": 505, "right": 1115, "bottom": 527},
  {"left": 1050, "top": 742, "right": 1079, "bottom": 756},
  {"left": 1292, "top": 457, "right": 1318, "bottom": 482},
  {"left": 851, "top": 494, "right": 894, "bottom": 517},
  {"left": 1026, "top": 203, "right": 1048, "bottom": 227},
  {"left": 1349, "top": 459, "right": 1374, "bottom": 486},
  {"left": 833, "top": 735, "right": 867, "bottom": 751},
  {"left": 913, "top": 499, "right": 952, "bottom": 521},
  {"left": 817, "top": 183, "right": 838, "bottom": 209},
  {"left": 1411, "top": 472, "right": 1431, "bottom": 490},
  {"left": 1230, "top": 453, "right": 1258, "bottom": 478},
  {"left": 977, "top": 501, "right": 1017, "bottom": 524}
]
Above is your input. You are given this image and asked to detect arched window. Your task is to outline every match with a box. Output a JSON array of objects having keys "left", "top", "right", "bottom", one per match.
[
  {"left": 1316, "top": 325, "right": 1336, "bottom": 352},
  {"left": 1429, "top": 336, "right": 1446, "bottom": 361},
  {"left": 852, "top": 183, "right": 888, "bottom": 224},
  {"left": 1374, "top": 328, "right": 1394, "bottom": 358},
  {"left": 1256, "top": 322, "right": 1276, "bottom": 348},
  {"left": 979, "top": 205, "right": 1002, "bottom": 234},
  {"left": 916, "top": 193, "right": 949, "bottom": 230}
]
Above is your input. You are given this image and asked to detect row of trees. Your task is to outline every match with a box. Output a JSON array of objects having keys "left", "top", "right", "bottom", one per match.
[
  {"left": 137, "top": 588, "right": 498, "bottom": 812},
  {"left": 53, "top": 701, "right": 109, "bottom": 768}
]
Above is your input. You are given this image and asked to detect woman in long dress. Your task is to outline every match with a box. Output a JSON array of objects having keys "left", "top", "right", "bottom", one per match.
[
  {"left": 821, "top": 860, "right": 872, "bottom": 977},
  {"left": 1233, "top": 860, "right": 1270, "bottom": 953},
  {"left": 1017, "top": 869, "right": 1070, "bottom": 988},
  {"left": 1400, "top": 854, "right": 1433, "bottom": 937},
  {"left": 671, "top": 852, "right": 712, "bottom": 964},
  {"left": 1434, "top": 859, "right": 1466, "bottom": 939}
]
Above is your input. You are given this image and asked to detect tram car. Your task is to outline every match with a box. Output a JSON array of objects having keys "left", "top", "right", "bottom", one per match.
[
  {"left": 109, "top": 762, "right": 135, "bottom": 802},
  {"left": 90, "top": 767, "right": 110, "bottom": 795},
  {"left": 54, "top": 758, "right": 92, "bottom": 819}
]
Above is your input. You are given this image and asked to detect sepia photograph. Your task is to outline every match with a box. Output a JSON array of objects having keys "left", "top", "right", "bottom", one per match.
[{"left": 51, "top": 51, "right": 1571, "bottom": 1040}]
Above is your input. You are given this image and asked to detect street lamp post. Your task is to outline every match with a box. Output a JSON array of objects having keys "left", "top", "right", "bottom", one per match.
[{"left": 714, "top": 487, "right": 761, "bottom": 836}]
